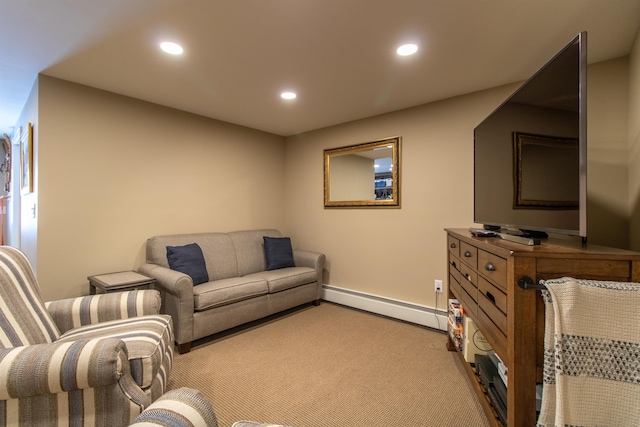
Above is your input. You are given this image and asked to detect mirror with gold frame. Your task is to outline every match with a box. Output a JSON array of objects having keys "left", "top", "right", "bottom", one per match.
[{"left": 324, "top": 136, "right": 400, "bottom": 208}]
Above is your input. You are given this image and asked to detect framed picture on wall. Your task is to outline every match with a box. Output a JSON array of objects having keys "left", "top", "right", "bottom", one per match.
[
  {"left": 20, "top": 123, "right": 33, "bottom": 194},
  {"left": 1, "top": 132, "right": 11, "bottom": 193}
]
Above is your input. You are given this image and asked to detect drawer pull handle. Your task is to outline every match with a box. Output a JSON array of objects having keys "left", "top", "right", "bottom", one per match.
[
  {"left": 485, "top": 262, "right": 495, "bottom": 272},
  {"left": 450, "top": 243, "right": 457, "bottom": 249},
  {"left": 464, "top": 250, "right": 471, "bottom": 258},
  {"left": 450, "top": 261, "right": 457, "bottom": 268},
  {"left": 486, "top": 291, "right": 496, "bottom": 304}
]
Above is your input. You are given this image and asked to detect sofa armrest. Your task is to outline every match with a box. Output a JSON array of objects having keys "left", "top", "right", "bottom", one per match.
[
  {"left": 45, "top": 290, "right": 162, "bottom": 334},
  {"left": 293, "top": 249, "right": 324, "bottom": 269},
  {"left": 139, "top": 264, "right": 194, "bottom": 299},
  {"left": 293, "top": 250, "right": 325, "bottom": 284},
  {"left": 0, "top": 338, "right": 143, "bottom": 399},
  {"left": 138, "top": 263, "right": 196, "bottom": 346},
  {"left": 130, "top": 387, "right": 218, "bottom": 427}
]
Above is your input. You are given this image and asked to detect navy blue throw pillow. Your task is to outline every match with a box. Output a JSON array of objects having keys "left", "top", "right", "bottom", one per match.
[
  {"left": 166, "top": 243, "right": 209, "bottom": 285},
  {"left": 263, "top": 236, "right": 295, "bottom": 270}
]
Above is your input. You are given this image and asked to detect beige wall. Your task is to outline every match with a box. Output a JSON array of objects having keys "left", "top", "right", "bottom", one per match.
[
  {"left": 34, "top": 76, "right": 286, "bottom": 301},
  {"left": 630, "top": 30, "right": 640, "bottom": 251},
  {"left": 587, "top": 57, "right": 631, "bottom": 249},
  {"left": 13, "top": 53, "right": 636, "bottom": 306},
  {"left": 284, "top": 85, "right": 518, "bottom": 310},
  {"left": 284, "top": 57, "right": 633, "bottom": 310}
]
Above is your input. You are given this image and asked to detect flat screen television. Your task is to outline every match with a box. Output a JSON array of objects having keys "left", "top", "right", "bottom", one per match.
[{"left": 474, "top": 32, "right": 587, "bottom": 241}]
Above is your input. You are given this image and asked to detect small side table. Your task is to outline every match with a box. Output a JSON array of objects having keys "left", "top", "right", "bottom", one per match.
[{"left": 88, "top": 271, "right": 156, "bottom": 295}]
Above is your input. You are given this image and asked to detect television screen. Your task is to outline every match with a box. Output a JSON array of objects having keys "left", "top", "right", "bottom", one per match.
[{"left": 474, "top": 32, "right": 587, "bottom": 238}]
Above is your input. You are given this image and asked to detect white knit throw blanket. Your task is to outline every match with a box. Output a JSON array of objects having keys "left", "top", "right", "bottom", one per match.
[{"left": 537, "top": 277, "right": 640, "bottom": 427}]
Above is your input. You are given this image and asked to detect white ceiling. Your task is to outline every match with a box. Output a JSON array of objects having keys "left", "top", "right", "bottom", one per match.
[{"left": 1, "top": 0, "right": 640, "bottom": 137}]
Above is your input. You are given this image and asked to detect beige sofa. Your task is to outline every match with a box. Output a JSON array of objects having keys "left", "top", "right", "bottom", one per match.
[{"left": 139, "top": 229, "right": 325, "bottom": 353}]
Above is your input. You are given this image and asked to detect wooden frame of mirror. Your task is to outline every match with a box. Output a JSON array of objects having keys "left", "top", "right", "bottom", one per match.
[{"left": 324, "top": 136, "right": 400, "bottom": 208}]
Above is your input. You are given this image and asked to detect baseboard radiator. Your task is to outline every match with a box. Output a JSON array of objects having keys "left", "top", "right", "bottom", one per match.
[{"left": 321, "top": 284, "right": 448, "bottom": 331}]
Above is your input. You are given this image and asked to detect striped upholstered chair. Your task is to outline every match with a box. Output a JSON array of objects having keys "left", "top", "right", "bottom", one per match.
[
  {"left": 130, "top": 388, "right": 218, "bottom": 426},
  {"left": 0, "top": 246, "right": 174, "bottom": 426}
]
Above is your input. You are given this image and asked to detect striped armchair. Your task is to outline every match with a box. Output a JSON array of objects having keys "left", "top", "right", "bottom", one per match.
[
  {"left": 0, "top": 246, "right": 174, "bottom": 426},
  {"left": 130, "top": 388, "right": 218, "bottom": 427}
]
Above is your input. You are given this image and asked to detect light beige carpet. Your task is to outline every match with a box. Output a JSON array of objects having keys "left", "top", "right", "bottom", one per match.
[{"left": 167, "top": 302, "right": 490, "bottom": 427}]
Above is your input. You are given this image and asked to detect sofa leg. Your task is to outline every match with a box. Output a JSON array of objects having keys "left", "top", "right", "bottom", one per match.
[
  {"left": 313, "top": 299, "right": 321, "bottom": 306},
  {"left": 177, "top": 342, "right": 192, "bottom": 354}
]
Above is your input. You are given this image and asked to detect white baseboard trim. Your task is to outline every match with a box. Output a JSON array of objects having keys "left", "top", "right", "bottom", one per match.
[{"left": 322, "top": 284, "right": 448, "bottom": 331}]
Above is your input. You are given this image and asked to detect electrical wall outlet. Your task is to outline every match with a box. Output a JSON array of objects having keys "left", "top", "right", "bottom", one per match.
[{"left": 435, "top": 279, "right": 443, "bottom": 293}]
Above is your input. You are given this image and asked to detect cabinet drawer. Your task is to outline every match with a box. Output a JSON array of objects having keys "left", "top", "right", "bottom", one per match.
[
  {"left": 449, "top": 254, "right": 461, "bottom": 272},
  {"left": 449, "top": 256, "right": 461, "bottom": 283},
  {"left": 448, "top": 235, "right": 460, "bottom": 258},
  {"left": 459, "top": 263, "right": 478, "bottom": 303},
  {"left": 460, "top": 262, "right": 477, "bottom": 287},
  {"left": 478, "top": 249, "right": 507, "bottom": 291},
  {"left": 460, "top": 273, "right": 478, "bottom": 303},
  {"left": 478, "top": 277, "right": 507, "bottom": 314},
  {"left": 449, "top": 274, "right": 476, "bottom": 317},
  {"left": 459, "top": 242, "right": 478, "bottom": 269},
  {"left": 478, "top": 289, "right": 507, "bottom": 335},
  {"left": 477, "top": 308, "right": 507, "bottom": 361}
]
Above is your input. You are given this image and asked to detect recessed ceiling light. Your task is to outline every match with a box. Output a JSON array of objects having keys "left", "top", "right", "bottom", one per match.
[
  {"left": 160, "top": 42, "right": 184, "bottom": 55},
  {"left": 397, "top": 44, "right": 418, "bottom": 56},
  {"left": 281, "top": 92, "right": 297, "bottom": 100}
]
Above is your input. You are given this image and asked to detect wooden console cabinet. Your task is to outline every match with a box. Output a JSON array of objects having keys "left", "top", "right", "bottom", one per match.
[{"left": 445, "top": 228, "right": 640, "bottom": 426}]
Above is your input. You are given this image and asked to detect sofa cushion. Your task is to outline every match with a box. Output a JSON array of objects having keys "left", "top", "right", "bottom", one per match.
[
  {"left": 229, "top": 229, "right": 282, "bottom": 276},
  {"left": 245, "top": 267, "right": 317, "bottom": 293},
  {"left": 56, "top": 314, "right": 173, "bottom": 391},
  {"left": 167, "top": 243, "right": 209, "bottom": 285},
  {"left": 193, "top": 277, "right": 269, "bottom": 311},
  {"left": 147, "top": 233, "right": 239, "bottom": 281},
  {"left": 263, "top": 236, "right": 295, "bottom": 270}
]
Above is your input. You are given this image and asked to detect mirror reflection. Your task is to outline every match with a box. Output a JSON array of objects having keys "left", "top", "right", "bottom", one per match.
[{"left": 324, "top": 137, "right": 400, "bottom": 208}]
